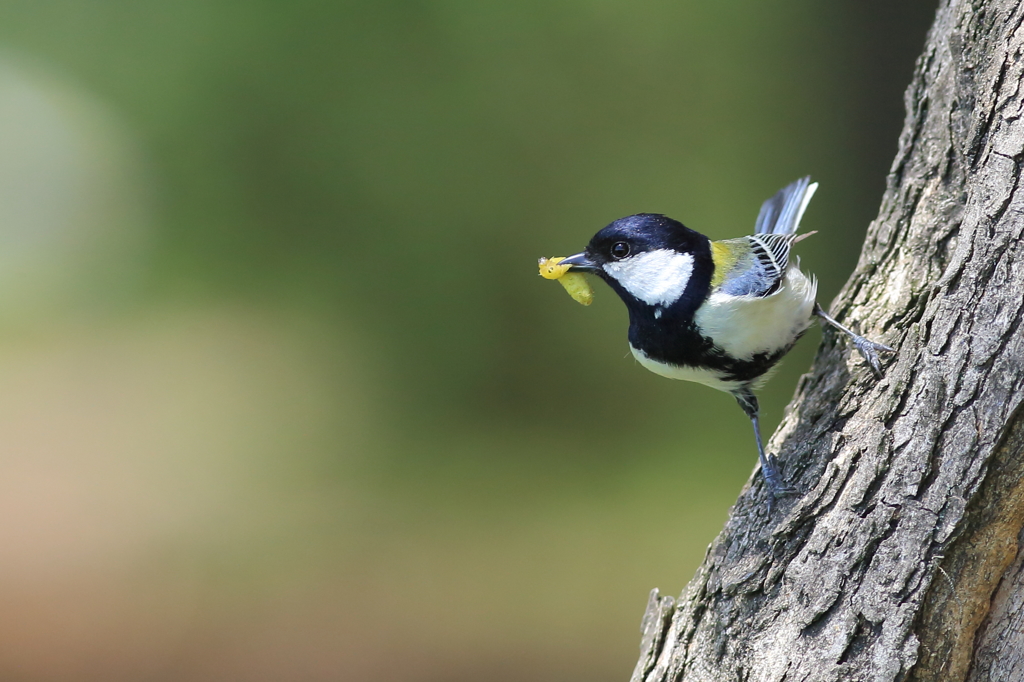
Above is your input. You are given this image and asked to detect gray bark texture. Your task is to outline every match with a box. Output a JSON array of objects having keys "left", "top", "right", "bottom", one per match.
[{"left": 631, "top": 2, "right": 1024, "bottom": 681}]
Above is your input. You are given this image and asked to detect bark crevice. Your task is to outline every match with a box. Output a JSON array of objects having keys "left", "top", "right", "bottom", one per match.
[
  {"left": 913, "top": 406, "right": 1024, "bottom": 681},
  {"left": 629, "top": 1, "right": 1024, "bottom": 680}
]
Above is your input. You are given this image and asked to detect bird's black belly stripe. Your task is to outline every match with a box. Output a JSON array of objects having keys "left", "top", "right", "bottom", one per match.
[{"left": 628, "top": 312, "right": 800, "bottom": 384}]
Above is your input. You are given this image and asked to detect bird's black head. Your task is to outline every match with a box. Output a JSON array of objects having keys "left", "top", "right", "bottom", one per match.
[{"left": 560, "top": 214, "right": 713, "bottom": 320}]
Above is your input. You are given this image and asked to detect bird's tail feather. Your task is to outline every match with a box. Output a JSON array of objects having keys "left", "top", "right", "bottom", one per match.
[{"left": 754, "top": 176, "right": 818, "bottom": 235}]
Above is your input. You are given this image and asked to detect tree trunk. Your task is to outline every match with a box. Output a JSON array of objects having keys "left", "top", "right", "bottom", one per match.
[{"left": 631, "top": 1, "right": 1024, "bottom": 680}]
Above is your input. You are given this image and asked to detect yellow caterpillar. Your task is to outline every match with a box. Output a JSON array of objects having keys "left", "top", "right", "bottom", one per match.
[{"left": 538, "top": 257, "right": 593, "bottom": 306}]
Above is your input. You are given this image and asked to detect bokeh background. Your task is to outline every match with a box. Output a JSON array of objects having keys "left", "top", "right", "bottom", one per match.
[{"left": 0, "top": 2, "right": 934, "bottom": 681}]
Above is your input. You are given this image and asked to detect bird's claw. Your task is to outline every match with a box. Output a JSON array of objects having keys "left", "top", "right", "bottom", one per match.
[
  {"left": 762, "top": 454, "right": 798, "bottom": 512},
  {"left": 813, "top": 304, "right": 895, "bottom": 378},
  {"left": 852, "top": 337, "right": 895, "bottom": 378}
]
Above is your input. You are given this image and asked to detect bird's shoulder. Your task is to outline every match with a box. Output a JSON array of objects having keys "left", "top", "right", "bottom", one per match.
[{"left": 709, "top": 234, "right": 799, "bottom": 298}]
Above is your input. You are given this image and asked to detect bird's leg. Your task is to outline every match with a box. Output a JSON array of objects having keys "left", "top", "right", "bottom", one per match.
[
  {"left": 734, "top": 389, "right": 797, "bottom": 509},
  {"left": 814, "top": 303, "right": 894, "bottom": 377}
]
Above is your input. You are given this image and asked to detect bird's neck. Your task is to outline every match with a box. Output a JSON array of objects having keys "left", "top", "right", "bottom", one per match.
[{"left": 624, "top": 300, "right": 715, "bottom": 366}]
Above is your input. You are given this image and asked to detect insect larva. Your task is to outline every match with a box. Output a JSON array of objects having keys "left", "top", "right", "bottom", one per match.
[{"left": 538, "top": 256, "right": 593, "bottom": 306}]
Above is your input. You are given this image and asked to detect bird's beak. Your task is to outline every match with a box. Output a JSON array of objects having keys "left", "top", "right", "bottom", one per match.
[{"left": 559, "top": 252, "right": 599, "bottom": 273}]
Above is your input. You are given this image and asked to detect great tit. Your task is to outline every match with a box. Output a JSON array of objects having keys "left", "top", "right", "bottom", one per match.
[{"left": 558, "top": 177, "right": 892, "bottom": 505}]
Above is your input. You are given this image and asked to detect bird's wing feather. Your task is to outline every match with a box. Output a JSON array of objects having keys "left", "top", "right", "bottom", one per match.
[
  {"left": 747, "top": 233, "right": 797, "bottom": 291},
  {"left": 754, "top": 177, "right": 818, "bottom": 235},
  {"left": 711, "top": 177, "right": 817, "bottom": 298},
  {"left": 712, "top": 235, "right": 797, "bottom": 298}
]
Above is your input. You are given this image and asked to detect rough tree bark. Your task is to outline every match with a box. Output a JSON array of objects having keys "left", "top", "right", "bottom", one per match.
[{"left": 631, "top": 2, "right": 1024, "bottom": 681}]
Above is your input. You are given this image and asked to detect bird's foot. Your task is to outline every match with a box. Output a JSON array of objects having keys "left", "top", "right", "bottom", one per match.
[
  {"left": 814, "top": 303, "right": 895, "bottom": 377},
  {"left": 762, "top": 454, "right": 798, "bottom": 512},
  {"left": 852, "top": 335, "right": 896, "bottom": 378}
]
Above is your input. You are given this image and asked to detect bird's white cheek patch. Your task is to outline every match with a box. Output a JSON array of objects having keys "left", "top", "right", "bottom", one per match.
[{"left": 603, "top": 250, "right": 694, "bottom": 307}]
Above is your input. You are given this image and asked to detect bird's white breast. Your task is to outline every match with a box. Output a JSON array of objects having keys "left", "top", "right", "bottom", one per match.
[
  {"left": 603, "top": 250, "right": 694, "bottom": 307},
  {"left": 694, "top": 265, "right": 817, "bottom": 361}
]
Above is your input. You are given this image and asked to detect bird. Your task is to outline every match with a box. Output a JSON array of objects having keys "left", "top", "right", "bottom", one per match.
[{"left": 557, "top": 177, "right": 892, "bottom": 506}]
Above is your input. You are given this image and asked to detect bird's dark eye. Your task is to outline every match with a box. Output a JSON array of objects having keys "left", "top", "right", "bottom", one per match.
[{"left": 610, "top": 241, "right": 631, "bottom": 259}]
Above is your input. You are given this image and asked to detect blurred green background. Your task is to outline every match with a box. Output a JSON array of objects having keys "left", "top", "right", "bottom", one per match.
[{"left": 0, "top": 2, "right": 932, "bottom": 680}]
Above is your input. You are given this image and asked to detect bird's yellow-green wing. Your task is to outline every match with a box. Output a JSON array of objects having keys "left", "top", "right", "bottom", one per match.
[
  {"left": 710, "top": 240, "right": 742, "bottom": 289},
  {"left": 710, "top": 236, "right": 798, "bottom": 298}
]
